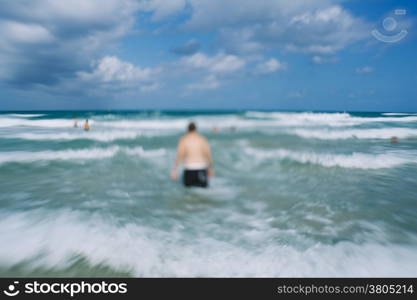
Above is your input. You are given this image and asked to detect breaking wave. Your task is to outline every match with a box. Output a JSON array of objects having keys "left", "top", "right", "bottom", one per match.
[
  {"left": 291, "top": 128, "right": 417, "bottom": 140},
  {"left": 244, "top": 147, "right": 417, "bottom": 169},
  {"left": 0, "top": 146, "right": 166, "bottom": 165},
  {"left": 0, "top": 209, "right": 416, "bottom": 277}
]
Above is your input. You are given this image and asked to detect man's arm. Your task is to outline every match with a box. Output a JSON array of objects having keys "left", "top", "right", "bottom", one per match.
[
  {"left": 171, "top": 138, "right": 185, "bottom": 180},
  {"left": 204, "top": 139, "right": 214, "bottom": 177}
]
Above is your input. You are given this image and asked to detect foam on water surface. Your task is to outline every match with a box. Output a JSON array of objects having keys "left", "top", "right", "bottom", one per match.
[{"left": 1, "top": 110, "right": 416, "bottom": 277}]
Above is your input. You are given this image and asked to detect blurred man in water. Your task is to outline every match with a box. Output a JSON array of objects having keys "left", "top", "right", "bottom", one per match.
[
  {"left": 84, "top": 119, "right": 90, "bottom": 131},
  {"left": 171, "top": 122, "right": 213, "bottom": 188},
  {"left": 391, "top": 136, "right": 399, "bottom": 143}
]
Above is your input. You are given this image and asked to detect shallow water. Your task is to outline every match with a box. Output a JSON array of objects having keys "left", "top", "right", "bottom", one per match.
[{"left": 0, "top": 111, "right": 416, "bottom": 277}]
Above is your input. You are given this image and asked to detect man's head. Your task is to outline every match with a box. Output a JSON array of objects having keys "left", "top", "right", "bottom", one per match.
[{"left": 188, "top": 122, "right": 196, "bottom": 132}]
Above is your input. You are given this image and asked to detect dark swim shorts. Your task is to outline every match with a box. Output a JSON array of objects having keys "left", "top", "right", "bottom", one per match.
[{"left": 183, "top": 169, "right": 208, "bottom": 188}]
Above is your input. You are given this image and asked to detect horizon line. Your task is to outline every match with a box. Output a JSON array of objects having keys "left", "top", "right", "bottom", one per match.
[{"left": 1, "top": 109, "right": 417, "bottom": 114}]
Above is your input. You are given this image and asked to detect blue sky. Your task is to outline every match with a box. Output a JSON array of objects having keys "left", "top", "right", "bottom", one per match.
[{"left": 0, "top": 0, "right": 416, "bottom": 111}]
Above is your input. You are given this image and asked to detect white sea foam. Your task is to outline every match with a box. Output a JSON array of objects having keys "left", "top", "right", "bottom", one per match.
[
  {"left": 0, "top": 147, "right": 119, "bottom": 164},
  {"left": 0, "top": 209, "right": 416, "bottom": 277},
  {"left": 124, "top": 147, "right": 167, "bottom": 157},
  {"left": 0, "top": 118, "right": 79, "bottom": 128},
  {"left": 2, "top": 112, "right": 417, "bottom": 131},
  {"left": 247, "top": 111, "right": 352, "bottom": 121},
  {"left": 98, "top": 117, "right": 255, "bottom": 131},
  {"left": 358, "top": 116, "right": 417, "bottom": 123},
  {"left": 4, "top": 114, "right": 47, "bottom": 118},
  {"left": 244, "top": 148, "right": 416, "bottom": 169},
  {"left": 97, "top": 116, "right": 336, "bottom": 131},
  {"left": 12, "top": 131, "right": 142, "bottom": 142},
  {"left": 99, "top": 119, "right": 189, "bottom": 130},
  {"left": 245, "top": 111, "right": 417, "bottom": 126},
  {"left": 0, "top": 146, "right": 167, "bottom": 164},
  {"left": 292, "top": 128, "right": 417, "bottom": 140},
  {"left": 382, "top": 113, "right": 417, "bottom": 116},
  {"left": 0, "top": 116, "right": 226, "bottom": 131}
]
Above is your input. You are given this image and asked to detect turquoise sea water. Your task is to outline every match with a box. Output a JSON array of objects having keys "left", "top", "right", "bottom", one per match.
[{"left": 0, "top": 110, "right": 416, "bottom": 277}]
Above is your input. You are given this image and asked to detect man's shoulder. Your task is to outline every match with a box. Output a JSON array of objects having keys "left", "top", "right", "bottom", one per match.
[
  {"left": 200, "top": 135, "right": 208, "bottom": 142},
  {"left": 179, "top": 135, "right": 187, "bottom": 143},
  {"left": 182, "top": 133, "right": 207, "bottom": 142},
  {"left": 180, "top": 134, "right": 193, "bottom": 142}
]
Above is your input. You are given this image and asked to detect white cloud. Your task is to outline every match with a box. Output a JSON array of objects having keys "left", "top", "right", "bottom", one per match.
[
  {"left": 0, "top": 0, "right": 139, "bottom": 86},
  {"left": 145, "top": 0, "right": 370, "bottom": 55},
  {"left": 290, "top": 5, "right": 342, "bottom": 24},
  {"left": 140, "top": 0, "right": 186, "bottom": 21},
  {"left": 219, "top": 28, "right": 265, "bottom": 54},
  {"left": 7, "top": 0, "right": 139, "bottom": 27},
  {"left": 78, "top": 56, "right": 160, "bottom": 92},
  {"left": 255, "top": 58, "right": 286, "bottom": 74},
  {"left": 312, "top": 56, "right": 324, "bottom": 64},
  {"left": 179, "top": 53, "right": 286, "bottom": 91},
  {"left": 178, "top": 52, "right": 246, "bottom": 91},
  {"left": 312, "top": 56, "right": 338, "bottom": 64},
  {"left": 181, "top": 52, "right": 246, "bottom": 74},
  {"left": 356, "top": 66, "right": 374, "bottom": 74},
  {"left": 0, "top": 0, "right": 374, "bottom": 99},
  {"left": 261, "top": 4, "right": 368, "bottom": 54},
  {"left": 182, "top": 0, "right": 330, "bottom": 30},
  {"left": 0, "top": 21, "right": 54, "bottom": 44}
]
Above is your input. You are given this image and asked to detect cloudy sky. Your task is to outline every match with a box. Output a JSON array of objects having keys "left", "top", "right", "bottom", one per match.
[{"left": 0, "top": 0, "right": 416, "bottom": 111}]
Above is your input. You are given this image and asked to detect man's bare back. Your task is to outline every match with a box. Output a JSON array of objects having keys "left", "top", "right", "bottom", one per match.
[
  {"left": 180, "top": 133, "right": 211, "bottom": 165},
  {"left": 171, "top": 122, "right": 213, "bottom": 186}
]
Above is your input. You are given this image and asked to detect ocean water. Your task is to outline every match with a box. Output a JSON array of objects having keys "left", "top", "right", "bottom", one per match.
[{"left": 0, "top": 110, "right": 416, "bottom": 277}]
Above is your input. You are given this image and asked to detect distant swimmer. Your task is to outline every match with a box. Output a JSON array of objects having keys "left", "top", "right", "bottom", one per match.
[
  {"left": 171, "top": 122, "right": 213, "bottom": 188},
  {"left": 390, "top": 136, "right": 399, "bottom": 143},
  {"left": 211, "top": 126, "right": 220, "bottom": 133},
  {"left": 83, "top": 119, "right": 90, "bottom": 131},
  {"left": 73, "top": 115, "right": 78, "bottom": 128}
]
